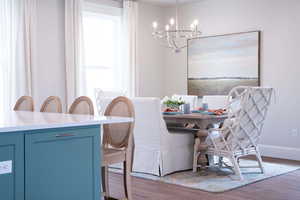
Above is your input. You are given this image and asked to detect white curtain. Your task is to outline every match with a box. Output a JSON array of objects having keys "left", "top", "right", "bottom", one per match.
[
  {"left": 24, "top": 0, "right": 36, "bottom": 95},
  {"left": 123, "top": 0, "right": 138, "bottom": 97},
  {"left": 0, "top": 0, "right": 32, "bottom": 112},
  {"left": 65, "top": 0, "right": 84, "bottom": 108}
]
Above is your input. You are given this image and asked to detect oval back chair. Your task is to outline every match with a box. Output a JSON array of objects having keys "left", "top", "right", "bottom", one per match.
[
  {"left": 14, "top": 96, "right": 34, "bottom": 111},
  {"left": 103, "top": 96, "right": 135, "bottom": 149},
  {"left": 102, "top": 96, "right": 135, "bottom": 200},
  {"left": 68, "top": 96, "right": 94, "bottom": 115},
  {"left": 40, "top": 96, "right": 62, "bottom": 113}
]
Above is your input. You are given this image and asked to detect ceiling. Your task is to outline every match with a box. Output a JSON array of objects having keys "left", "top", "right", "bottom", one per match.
[{"left": 139, "top": 0, "right": 199, "bottom": 7}]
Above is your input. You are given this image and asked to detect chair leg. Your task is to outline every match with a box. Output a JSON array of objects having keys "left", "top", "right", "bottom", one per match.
[
  {"left": 123, "top": 161, "right": 133, "bottom": 200},
  {"left": 237, "top": 157, "right": 241, "bottom": 165},
  {"left": 207, "top": 155, "right": 215, "bottom": 167},
  {"left": 101, "top": 166, "right": 110, "bottom": 200},
  {"left": 255, "top": 150, "right": 265, "bottom": 174},
  {"left": 218, "top": 156, "right": 223, "bottom": 168},
  {"left": 193, "top": 137, "right": 200, "bottom": 172},
  {"left": 232, "top": 156, "right": 243, "bottom": 181}
]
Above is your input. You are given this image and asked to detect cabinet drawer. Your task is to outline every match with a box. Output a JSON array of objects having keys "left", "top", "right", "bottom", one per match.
[
  {"left": 26, "top": 126, "right": 99, "bottom": 143},
  {"left": 25, "top": 126, "right": 101, "bottom": 200}
]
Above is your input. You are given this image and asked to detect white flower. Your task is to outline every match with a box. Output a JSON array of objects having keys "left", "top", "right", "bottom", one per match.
[
  {"left": 172, "top": 96, "right": 180, "bottom": 101},
  {"left": 161, "top": 96, "right": 170, "bottom": 104}
]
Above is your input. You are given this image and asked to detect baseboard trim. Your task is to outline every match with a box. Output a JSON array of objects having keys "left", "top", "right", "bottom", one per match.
[{"left": 259, "top": 144, "right": 300, "bottom": 161}]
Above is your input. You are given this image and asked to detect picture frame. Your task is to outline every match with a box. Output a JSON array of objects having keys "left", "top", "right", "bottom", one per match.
[{"left": 187, "top": 31, "right": 261, "bottom": 97}]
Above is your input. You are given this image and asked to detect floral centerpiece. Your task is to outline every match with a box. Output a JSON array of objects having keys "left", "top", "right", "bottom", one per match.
[{"left": 162, "top": 96, "right": 185, "bottom": 110}]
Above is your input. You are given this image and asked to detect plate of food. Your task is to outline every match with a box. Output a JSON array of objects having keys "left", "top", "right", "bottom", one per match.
[
  {"left": 192, "top": 107, "right": 227, "bottom": 116},
  {"left": 163, "top": 108, "right": 183, "bottom": 115}
]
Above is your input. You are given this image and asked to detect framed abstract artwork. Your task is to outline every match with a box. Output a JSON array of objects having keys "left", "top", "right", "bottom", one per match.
[{"left": 187, "top": 31, "right": 260, "bottom": 97}]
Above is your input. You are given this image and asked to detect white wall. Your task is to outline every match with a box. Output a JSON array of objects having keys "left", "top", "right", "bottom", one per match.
[
  {"left": 136, "top": 2, "right": 165, "bottom": 97},
  {"left": 31, "top": 0, "right": 66, "bottom": 109},
  {"left": 164, "top": 0, "right": 300, "bottom": 160}
]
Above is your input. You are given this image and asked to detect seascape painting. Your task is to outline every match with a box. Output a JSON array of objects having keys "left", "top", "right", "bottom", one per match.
[{"left": 188, "top": 31, "right": 260, "bottom": 96}]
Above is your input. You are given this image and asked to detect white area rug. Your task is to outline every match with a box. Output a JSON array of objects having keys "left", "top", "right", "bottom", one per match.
[{"left": 110, "top": 159, "right": 300, "bottom": 193}]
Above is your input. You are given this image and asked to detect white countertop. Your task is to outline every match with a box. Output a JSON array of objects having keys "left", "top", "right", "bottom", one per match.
[{"left": 0, "top": 111, "right": 133, "bottom": 133}]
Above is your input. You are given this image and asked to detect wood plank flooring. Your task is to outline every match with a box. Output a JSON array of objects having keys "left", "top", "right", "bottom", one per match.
[{"left": 107, "top": 157, "right": 300, "bottom": 200}]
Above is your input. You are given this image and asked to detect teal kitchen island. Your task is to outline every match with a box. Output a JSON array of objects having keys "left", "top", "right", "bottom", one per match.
[{"left": 0, "top": 111, "right": 133, "bottom": 200}]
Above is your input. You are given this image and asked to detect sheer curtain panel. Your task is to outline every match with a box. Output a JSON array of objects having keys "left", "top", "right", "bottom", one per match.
[
  {"left": 0, "top": 0, "right": 31, "bottom": 113},
  {"left": 123, "top": 0, "right": 138, "bottom": 97},
  {"left": 65, "top": 0, "right": 84, "bottom": 108}
]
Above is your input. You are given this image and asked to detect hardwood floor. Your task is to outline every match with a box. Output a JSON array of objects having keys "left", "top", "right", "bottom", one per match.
[{"left": 108, "top": 157, "right": 300, "bottom": 200}]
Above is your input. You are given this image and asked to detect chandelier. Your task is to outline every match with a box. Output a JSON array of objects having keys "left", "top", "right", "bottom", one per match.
[{"left": 152, "top": 0, "right": 201, "bottom": 53}]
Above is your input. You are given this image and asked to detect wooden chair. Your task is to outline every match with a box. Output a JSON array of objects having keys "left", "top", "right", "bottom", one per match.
[
  {"left": 68, "top": 96, "right": 94, "bottom": 115},
  {"left": 40, "top": 96, "right": 62, "bottom": 113},
  {"left": 14, "top": 96, "right": 34, "bottom": 111},
  {"left": 102, "top": 96, "right": 135, "bottom": 200}
]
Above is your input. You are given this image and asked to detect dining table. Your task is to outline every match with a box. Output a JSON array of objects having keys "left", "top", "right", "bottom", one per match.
[{"left": 163, "top": 112, "right": 227, "bottom": 173}]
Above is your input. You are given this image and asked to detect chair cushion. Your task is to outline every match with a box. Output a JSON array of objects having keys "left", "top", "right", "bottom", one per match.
[{"left": 102, "top": 147, "right": 126, "bottom": 166}]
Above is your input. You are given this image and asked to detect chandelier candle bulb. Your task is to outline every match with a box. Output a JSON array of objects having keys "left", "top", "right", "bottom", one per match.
[
  {"left": 193, "top": 19, "right": 199, "bottom": 26},
  {"left": 190, "top": 23, "right": 195, "bottom": 30},
  {"left": 165, "top": 24, "right": 170, "bottom": 31},
  {"left": 170, "top": 18, "right": 175, "bottom": 26},
  {"left": 193, "top": 19, "right": 199, "bottom": 31},
  {"left": 152, "top": 21, "right": 158, "bottom": 29}
]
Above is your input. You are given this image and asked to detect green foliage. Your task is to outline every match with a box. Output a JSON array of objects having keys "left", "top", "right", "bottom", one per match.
[{"left": 163, "top": 98, "right": 185, "bottom": 108}]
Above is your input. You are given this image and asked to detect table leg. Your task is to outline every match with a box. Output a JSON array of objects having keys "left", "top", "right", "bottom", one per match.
[
  {"left": 195, "top": 130, "right": 209, "bottom": 174},
  {"left": 193, "top": 137, "right": 200, "bottom": 172}
]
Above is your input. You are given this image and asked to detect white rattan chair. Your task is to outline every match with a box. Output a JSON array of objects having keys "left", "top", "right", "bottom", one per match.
[
  {"left": 206, "top": 86, "right": 273, "bottom": 180},
  {"left": 94, "top": 89, "right": 126, "bottom": 115}
]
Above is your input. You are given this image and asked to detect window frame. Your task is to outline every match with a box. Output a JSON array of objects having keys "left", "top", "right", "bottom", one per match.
[{"left": 80, "top": 1, "right": 124, "bottom": 98}]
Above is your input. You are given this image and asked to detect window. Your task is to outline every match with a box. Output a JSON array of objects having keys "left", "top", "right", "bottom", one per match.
[{"left": 80, "top": 3, "right": 124, "bottom": 99}]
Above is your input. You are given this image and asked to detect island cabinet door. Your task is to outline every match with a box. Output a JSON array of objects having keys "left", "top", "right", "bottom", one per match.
[
  {"left": 0, "top": 133, "right": 24, "bottom": 200},
  {"left": 25, "top": 126, "right": 101, "bottom": 200}
]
